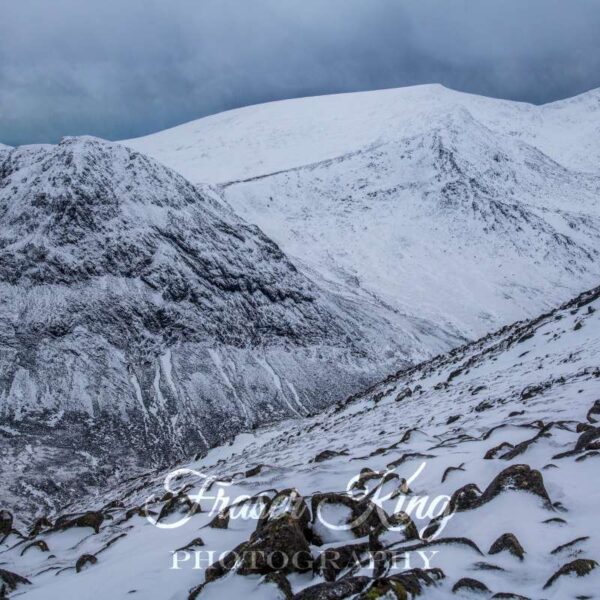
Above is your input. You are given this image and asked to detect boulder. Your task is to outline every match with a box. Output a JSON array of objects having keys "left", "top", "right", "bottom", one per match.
[
  {"left": 543, "top": 558, "right": 598, "bottom": 589},
  {"left": 56, "top": 511, "right": 104, "bottom": 534},
  {"left": 448, "top": 484, "right": 482, "bottom": 512},
  {"left": 0, "top": 569, "right": 31, "bottom": 592},
  {"left": 311, "top": 492, "right": 387, "bottom": 539},
  {"left": 158, "top": 494, "right": 201, "bottom": 523},
  {"left": 553, "top": 426, "right": 600, "bottom": 458},
  {"left": 29, "top": 516, "right": 53, "bottom": 537},
  {"left": 0, "top": 511, "right": 12, "bottom": 538},
  {"left": 488, "top": 533, "right": 525, "bottom": 560},
  {"left": 75, "top": 554, "right": 98, "bottom": 573},
  {"left": 238, "top": 514, "right": 313, "bottom": 575},
  {"left": 259, "top": 489, "right": 310, "bottom": 538},
  {"left": 291, "top": 576, "right": 370, "bottom": 600},
  {"left": 452, "top": 577, "right": 490, "bottom": 594},
  {"left": 20, "top": 540, "right": 50, "bottom": 556},
  {"left": 316, "top": 542, "right": 371, "bottom": 582},
  {"left": 478, "top": 464, "right": 552, "bottom": 507},
  {"left": 312, "top": 450, "right": 348, "bottom": 463},
  {"left": 587, "top": 400, "right": 600, "bottom": 423}
]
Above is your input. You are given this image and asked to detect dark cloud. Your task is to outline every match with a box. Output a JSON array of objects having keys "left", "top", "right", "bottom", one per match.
[{"left": 1, "top": 0, "right": 600, "bottom": 145}]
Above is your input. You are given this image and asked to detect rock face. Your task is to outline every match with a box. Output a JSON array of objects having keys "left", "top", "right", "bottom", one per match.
[{"left": 0, "top": 136, "right": 408, "bottom": 515}]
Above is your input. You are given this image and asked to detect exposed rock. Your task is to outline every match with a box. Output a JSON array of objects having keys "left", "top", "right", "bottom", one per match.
[
  {"left": 176, "top": 538, "right": 205, "bottom": 553},
  {"left": 553, "top": 427, "right": 600, "bottom": 459},
  {"left": 123, "top": 506, "right": 152, "bottom": 522},
  {"left": 484, "top": 442, "right": 514, "bottom": 460},
  {"left": 355, "top": 578, "right": 407, "bottom": 599},
  {"left": 488, "top": 533, "right": 525, "bottom": 560},
  {"left": 472, "top": 562, "right": 506, "bottom": 572},
  {"left": 75, "top": 554, "right": 98, "bottom": 573},
  {"left": 521, "top": 383, "right": 549, "bottom": 401},
  {"left": 312, "top": 450, "right": 348, "bottom": 463},
  {"left": 0, "top": 569, "right": 31, "bottom": 592},
  {"left": 394, "top": 387, "right": 413, "bottom": 403},
  {"left": 203, "top": 542, "right": 248, "bottom": 585},
  {"left": 29, "top": 516, "right": 53, "bottom": 537},
  {"left": 259, "top": 489, "right": 311, "bottom": 539},
  {"left": 311, "top": 493, "right": 387, "bottom": 539},
  {"left": 448, "top": 484, "right": 482, "bottom": 512},
  {"left": 0, "top": 511, "right": 12, "bottom": 538},
  {"left": 158, "top": 495, "right": 201, "bottom": 523},
  {"left": 387, "top": 568, "right": 445, "bottom": 596},
  {"left": 238, "top": 514, "right": 313, "bottom": 575},
  {"left": 478, "top": 464, "right": 552, "bottom": 507},
  {"left": 207, "top": 509, "right": 230, "bottom": 530},
  {"left": 550, "top": 536, "right": 589, "bottom": 555},
  {"left": 499, "top": 424, "right": 553, "bottom": 460},
  {"left": 262, "top": 572, "right": 294, "bottom": 599},
  {"left": 20, "top": 540, "right": 50, "bottom": 556},
  {"left": 389, "top": 537, "right": 483, "bottom": 557},
  {"left": 587, "top": 400, "right": 600, "bottom": 423},
  {"left": 452, "top": 577, "right": 490, "bottom": 594},
  {"left": 316, "top": 542, "right": 371, "bottom": 582},
  {"left": 442, "top": 464, "right": 466, "bottom": 483},
  {"left": 292, "top": 577, "right": 370, "bottom": 600},
  {"left": 374, "top": 511, "right": 419, "bottom": 541},
  {"left": 543, "top": 517, "right": 567, "bottom": 525},
  {"left": 245, "top": 465, "right": 264, "bottom": 478},
  {"left": 576, "top": 450, "right": 600, "bottom": 462},
  {"left": 55, "top": 511, "right": 104, "bottom": 534},
  {"left": 387, "top": 453, "right": 435, "bottom": 469},
  {"left": 350, "top": 468, "right": 385, "bottom": 491},
  {"left": 574, "top": 428, "right": 600, "bottom": 452},
  {"left": 543, "top": 558, "right": 598, "bottom": 589}
]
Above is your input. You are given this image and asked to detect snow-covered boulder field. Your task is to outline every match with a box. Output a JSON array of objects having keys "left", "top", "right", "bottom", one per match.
[{"left": 2, "top": 284, "right": 599, "bottom": 599}]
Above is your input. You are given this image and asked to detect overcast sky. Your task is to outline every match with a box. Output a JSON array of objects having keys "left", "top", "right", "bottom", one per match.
[{"left": 1, "top": 0, "right": 600, "bottom": 146}]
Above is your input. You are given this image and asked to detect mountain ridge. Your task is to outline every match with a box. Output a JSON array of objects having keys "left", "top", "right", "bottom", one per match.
[
  {"left": 126, "top": 86, "right": 600, "bottom": 345},
  {"left": 0, "top": 136, "right": 446, "bottom": 517}
]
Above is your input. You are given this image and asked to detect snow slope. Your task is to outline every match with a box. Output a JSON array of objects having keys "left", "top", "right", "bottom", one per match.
[
  {"left": 124, "top": 84, "right": 600, "bottom": 181},
  {"left": 125, "top": 85, "right": 600, "bottom": 340},
  {"left": 0, "top": 136, "right": 448, "bottom": 517},
  {"left": 2, "top": 284, "right": 599, "bottom": 600}
]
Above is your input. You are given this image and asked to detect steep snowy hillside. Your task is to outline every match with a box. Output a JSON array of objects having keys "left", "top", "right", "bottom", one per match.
[
  {"left": 125, "top": 85, "right": 600, "bottom": 340},
  {"left": 2, "top": 285, "right": 599, "bottom": 600},
  {"left": 0, "top": 137, "right": 440, "bottom": 517}
]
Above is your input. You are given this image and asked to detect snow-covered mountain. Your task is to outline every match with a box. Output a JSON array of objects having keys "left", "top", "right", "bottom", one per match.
[
  {"left": 2, "top": 284, "right": 599, "bottom": 599},
  {"left": 126, "top": 84, "right": 600, "bottom": 341},
  {"left": 0, "top": 136, "right": 441, "bottom": 517}
]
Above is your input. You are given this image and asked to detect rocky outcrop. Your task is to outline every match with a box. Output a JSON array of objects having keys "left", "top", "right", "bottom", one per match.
[
  {"left": 543, "top": 558, "right": 598, "bottom": 589},
  {"left": 488, "top": 533, "right": 525, "bottom": 560}
]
